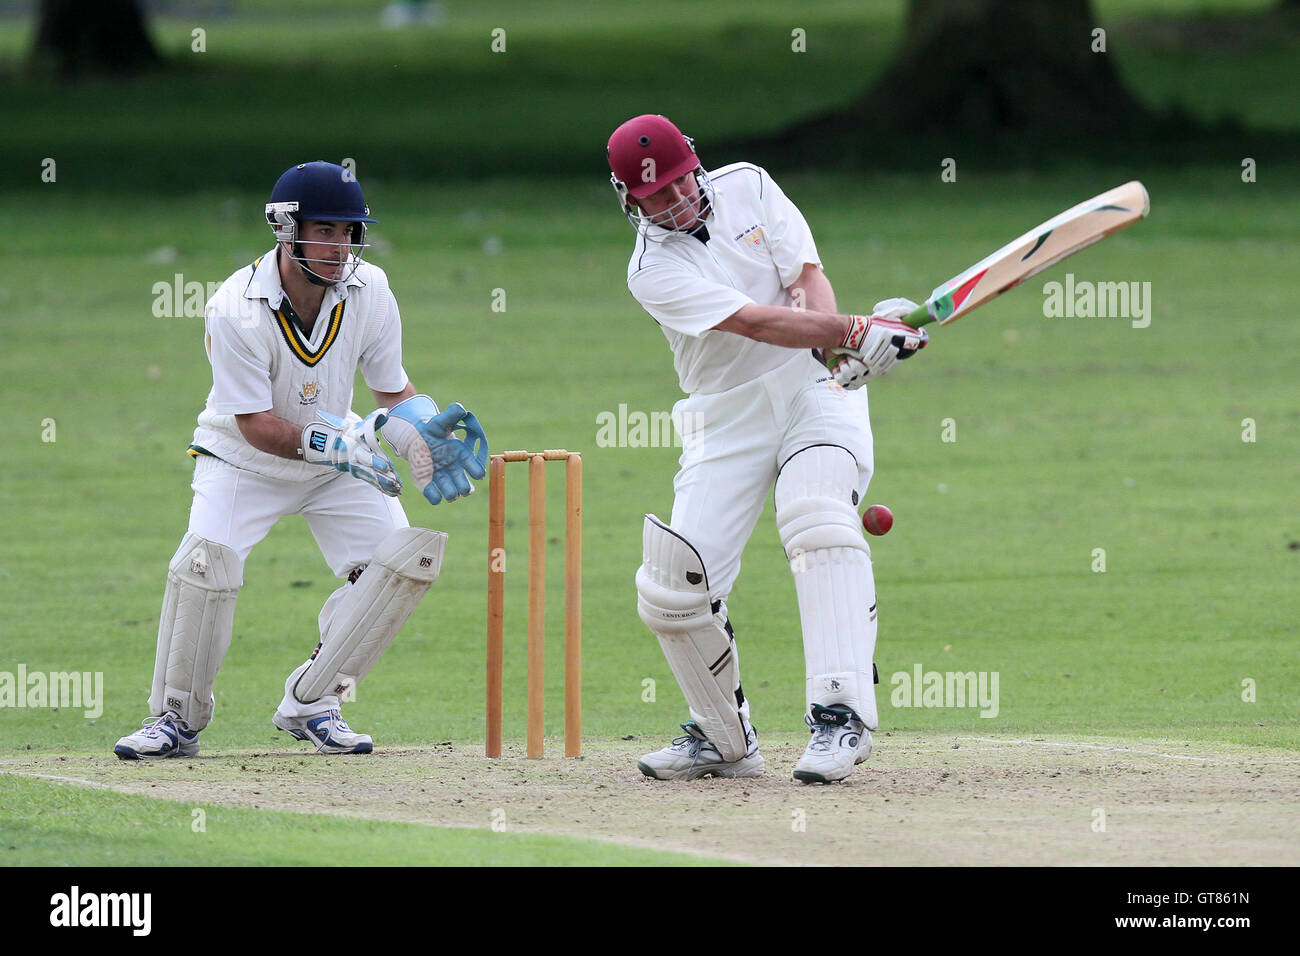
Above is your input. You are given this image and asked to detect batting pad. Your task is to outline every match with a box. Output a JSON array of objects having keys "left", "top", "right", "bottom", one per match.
[
  {"left": 293, "top": 527, "right": 447, "bottom": 703},
  {"left": 150, "top": 533, "right": 243, "bottom": 731},
  {"left": 775, "top": 445, "right": 872, "bottom": 559},
  {"left": 775, "top": 446, "right": 879, "bottom": 729},
  {"left": 635, "top": 514, "right": 750, "bottom": 761}
]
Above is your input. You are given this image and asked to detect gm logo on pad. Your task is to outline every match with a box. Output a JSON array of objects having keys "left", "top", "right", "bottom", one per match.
[{"left": 309, "top": 430, "right": 328, "bottom": 453}]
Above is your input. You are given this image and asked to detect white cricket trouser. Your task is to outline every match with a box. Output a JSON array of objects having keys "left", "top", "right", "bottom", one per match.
[
  {"left": 668, "top": 349, "right": 874, "bottom": 601},
  {"left": 187, "top": 454, "right": 408, "bottom": 576}
]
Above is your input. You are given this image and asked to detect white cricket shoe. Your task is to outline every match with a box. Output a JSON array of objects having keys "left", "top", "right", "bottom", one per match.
[
  {"left": 855, "top": 725, "right": 873, "bottom": 765},
  {"left": 273, "top": 708, "right": 373, "bottom": 755},
  {"left": 792, "top": 703, "right": 871, "bottom": 784},
  {"left": 637, "top": 720, "right": 765, "bottom": 780},
  {"left": 113, "top": 712, "right": 200, "bottom": 760}
]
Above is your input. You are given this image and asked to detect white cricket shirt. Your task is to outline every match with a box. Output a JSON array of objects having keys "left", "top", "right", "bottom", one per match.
[
  {"left": 626, "top": 162, "right": 822, "bottom": 395},
  {"left": 190, "top": 249, "right": 409, "bottom": 482}
]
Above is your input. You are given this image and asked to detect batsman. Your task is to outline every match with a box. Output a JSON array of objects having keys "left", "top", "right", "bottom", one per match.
[
  {"left": 114, "top": 161, "right": 488, "bottom": 759},
  {"left": 607, "top": 115, "right": 928, "bottom": 783}
]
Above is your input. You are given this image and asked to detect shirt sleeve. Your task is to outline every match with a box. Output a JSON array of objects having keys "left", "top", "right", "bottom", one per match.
[
  {"left": 759, "top": 168, "right": 822, "bottom": 287},
  {"left": 628, "top": 263, "right": 754, "bottom": 338},
  {"left": 359, "top": 287, "right": 410, "bottom": 393},
  {"left": 206, "top": 309, "right": 274, "bottom": 414}
]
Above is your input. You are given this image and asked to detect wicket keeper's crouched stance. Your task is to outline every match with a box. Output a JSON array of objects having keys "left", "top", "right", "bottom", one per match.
[
  {"left": 115, "top": 161, "right": 488, "bottom": 758},
  {"left": 608, "top": 116, "right": 928, "bottom": 783}
]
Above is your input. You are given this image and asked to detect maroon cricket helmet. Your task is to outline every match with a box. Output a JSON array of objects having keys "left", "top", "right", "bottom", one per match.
[{"left": 607, "top": 114, "right": 700, "bottom": 199}]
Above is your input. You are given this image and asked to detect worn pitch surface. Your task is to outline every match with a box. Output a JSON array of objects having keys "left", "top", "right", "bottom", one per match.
[{"left": 4, "top": 733, "right": 1295, "bottom": 866}]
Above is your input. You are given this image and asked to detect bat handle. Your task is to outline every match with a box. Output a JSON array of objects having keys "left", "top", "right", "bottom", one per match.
[{"left": 905, "top": 304, "right": 935, "bottom": 329}]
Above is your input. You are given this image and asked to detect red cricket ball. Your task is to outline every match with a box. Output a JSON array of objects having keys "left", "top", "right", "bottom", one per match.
[{"left": 861, "top": 504, "right": 893, "bottom": 536}]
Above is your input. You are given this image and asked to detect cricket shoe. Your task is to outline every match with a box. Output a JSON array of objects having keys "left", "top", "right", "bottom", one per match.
[
  {"left": 637, "top": 720, "right": 765, "bottom": 780},
  {"left": 113, "top": 712, "right": 200, "bottom": 760},
  {"left": 792, "top": 703, "right": 871, "bottom": 784},
  {"left": 273, "top": 708, "right": 373, "bottom": 754}
]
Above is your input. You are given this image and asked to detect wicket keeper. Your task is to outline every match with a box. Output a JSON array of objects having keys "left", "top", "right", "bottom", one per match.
[{"left": 115, "top": 161, "right": 488, "bottom": 758}]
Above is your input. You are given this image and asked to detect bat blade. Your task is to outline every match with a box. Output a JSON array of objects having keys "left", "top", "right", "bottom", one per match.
[{"left": 914, "top": 181, "right": 1150, "bottom": 328}]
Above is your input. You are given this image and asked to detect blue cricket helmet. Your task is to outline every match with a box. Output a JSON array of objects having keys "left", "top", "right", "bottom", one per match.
[{"left": 265, "top": 161, "right": 376, "bottom": 285}]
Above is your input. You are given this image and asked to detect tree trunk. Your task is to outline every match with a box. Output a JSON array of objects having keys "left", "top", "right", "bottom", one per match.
[
  {"left": 30, "top": 0, "right": 161, "bottom": 78},
  {"left": 757, "top": 0, "right": 1151, "bottom": 164}
]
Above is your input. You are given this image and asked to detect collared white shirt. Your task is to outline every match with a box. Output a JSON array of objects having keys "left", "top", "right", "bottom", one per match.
[
  {"left": 191, "top": 248, "right": 409, "bottom": 481},
  {"left": 626, "top": 162, "right": 822, "bottom": 396}
]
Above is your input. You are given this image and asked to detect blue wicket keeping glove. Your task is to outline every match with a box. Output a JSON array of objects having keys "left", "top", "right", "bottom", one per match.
[{"left": 381, "top": 394, "right": 489, "bottom": 505}]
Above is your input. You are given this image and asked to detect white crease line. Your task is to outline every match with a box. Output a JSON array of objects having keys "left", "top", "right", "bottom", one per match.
[{"left": 9, "top": 771, "right": 115, "bottom": 788}]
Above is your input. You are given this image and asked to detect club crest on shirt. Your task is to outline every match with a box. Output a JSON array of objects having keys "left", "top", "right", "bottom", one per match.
[
  {"left": 299, "top": 380, "right": 322, "bottom": 405},
  {"left": 735, "top": 224, "right": 767, "bottom": 253}
]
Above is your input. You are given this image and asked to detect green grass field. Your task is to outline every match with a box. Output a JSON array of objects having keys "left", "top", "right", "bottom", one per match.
[
  {"left": 0, "top": 774, "right": 727, "bottom": 865},
  {"left": 3, "top": 0, "right": 1298, "bottom": 187},
  {"left": 1, "top": 0, "right": 1297, "bottom": 867}
]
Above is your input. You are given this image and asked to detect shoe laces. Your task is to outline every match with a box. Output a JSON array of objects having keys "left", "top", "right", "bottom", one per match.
[
  {"left": 666, "top": 722, "right": 726, "bottom": 772},
  {"left": 141, "top": 711, "right": 189, "bottom": 738},
  {"left": 672, "top": 721, "right": 755, "bottom": 768},
  {"left": 309, "top": 709, "right": 343, "bottom": 753},
  {"left": 670, "top": 723, "right": 705, "bottom": 757},
  {"left": 806, "top": 719, "right": 837, "bottom": 754}
]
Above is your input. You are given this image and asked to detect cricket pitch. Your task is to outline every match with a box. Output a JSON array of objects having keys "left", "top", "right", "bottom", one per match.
[{"left": 4, "top": 732, "right": 1297, "bottom": 866}]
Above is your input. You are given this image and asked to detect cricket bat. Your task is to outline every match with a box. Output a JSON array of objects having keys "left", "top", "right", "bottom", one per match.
[{"left": 891, "top": 180, "right": 1150, "bottom": 330}]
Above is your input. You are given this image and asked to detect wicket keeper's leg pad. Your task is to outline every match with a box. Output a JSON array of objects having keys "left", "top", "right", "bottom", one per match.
[
  {"left": 152, "top": 533, "right": 243, "bottom": 732},
  {"left": 294, "top": 527, "right": 447, "bottom": 703}
]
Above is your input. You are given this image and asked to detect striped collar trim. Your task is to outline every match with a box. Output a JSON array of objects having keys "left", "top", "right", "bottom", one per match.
[{"left": 274, "top": 299, "right": 345, "bottom": 366}]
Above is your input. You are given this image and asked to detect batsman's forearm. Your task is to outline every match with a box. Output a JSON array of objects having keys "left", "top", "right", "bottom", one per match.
[
  {"left": 714, "top": 304, "right": 855, "bottom": 349},
  {"left": 235, "top": 411, "right": 309, "bottom": 461}
]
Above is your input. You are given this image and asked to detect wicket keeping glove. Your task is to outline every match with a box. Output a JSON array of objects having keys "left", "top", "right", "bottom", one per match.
[
  {"left": 382, "top": 394, "right": 489, "bottom": 505},
  {"left": 826, "top": 298, "right": 928, "bottom": 389},
  {"left": 302, "top": 409, "right": 403, "bottom": 496}
]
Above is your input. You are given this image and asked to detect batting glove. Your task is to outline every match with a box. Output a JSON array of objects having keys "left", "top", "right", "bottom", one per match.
[
  {"left": 302, "top": 409, "right": 403, "bottom": 496},
  {"left": 382, "top": 394, "right": 489, "bottom": 505},
  {"left": 827, "top": 298, "right": 927, "bottom": 389}
]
